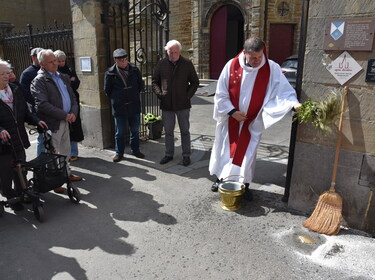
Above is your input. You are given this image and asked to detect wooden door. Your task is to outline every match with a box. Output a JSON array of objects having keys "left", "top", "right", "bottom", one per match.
[
  {"left": 268, "top": 24, "right": 295, "bottom": 65},
  {"left": 210, "top": 6, "right": 227, "bottom": 79},
  {"left": 209, "top": 5, "right": 244, "bottom": 79}
]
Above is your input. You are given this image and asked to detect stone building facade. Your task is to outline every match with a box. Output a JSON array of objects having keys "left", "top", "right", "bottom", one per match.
[
  {"left": 169, "top": 0, "right": 303, "bottom": 78},
  {"left": 0, "top": 0, "right": 71, "bottom": 32},
  {"left": 2, "top": 0, "right": 374, "bottom": 233},
  {"left": 1, "top": 0, "right": 303, "bottom": 148},
  {"left": 288, "top": 0, "right": 375, "bottom": 233},
  {"left": 68, "top": 0, "right": 303, "bottom": 149}
]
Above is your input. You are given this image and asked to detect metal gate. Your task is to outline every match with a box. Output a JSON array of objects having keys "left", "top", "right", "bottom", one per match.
[
  {"left": 1, "top": 22, "right": 74, "bottom": 77},
  {"left": 101, "top": 0, "right": 169, "bottom": 136}
]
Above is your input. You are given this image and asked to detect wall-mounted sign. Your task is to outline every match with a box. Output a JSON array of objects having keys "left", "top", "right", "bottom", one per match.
[
  {"left": 326, "top": 51, "right": 362, "bottom": 85},
  {"left": 80, "top": 57, "right": 92, "bottom": 72},
  {"left": 324, "top": 17, "right": 375, "bottom": 50},
  {"left": 366, "top": 59, "right": 375, "bottom": 82}
]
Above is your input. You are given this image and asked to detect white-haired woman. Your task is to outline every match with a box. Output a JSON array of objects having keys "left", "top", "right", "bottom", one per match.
[{"left": 0, "top": 59, "right": 47, "bottom": 211}]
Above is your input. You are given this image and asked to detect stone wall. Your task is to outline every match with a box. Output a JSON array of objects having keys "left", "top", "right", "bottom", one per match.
[
  {"left": 289, "top": 0, "right": 375, "bottom": 233},
  {"left": 169, "top": 0, "right": 194, "bottom": 59},
  {"left": 71, "top": 0, "right": 112, "bottom": 149},
  {"left": 1, "top": 0, "right": 71, "bottom": 31}
]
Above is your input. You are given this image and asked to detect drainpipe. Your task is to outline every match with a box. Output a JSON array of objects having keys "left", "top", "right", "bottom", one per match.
[
  {"left": 263, "top": 0, "right": 268, "bottom": 41},
  {"left": 282, "top": 0, "right": 309, "bottom": 202},
  {"left": 166, "top": 0, "right": 170, "bottom": 43}
]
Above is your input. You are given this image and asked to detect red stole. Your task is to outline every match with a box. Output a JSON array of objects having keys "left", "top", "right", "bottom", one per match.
[{"left": 228, "top": 48, "right": 270, "bottom": 166}]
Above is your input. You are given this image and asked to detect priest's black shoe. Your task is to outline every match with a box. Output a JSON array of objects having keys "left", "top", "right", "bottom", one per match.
[{"left": 243, "top": 183, "right": 253, "bottom": 201}]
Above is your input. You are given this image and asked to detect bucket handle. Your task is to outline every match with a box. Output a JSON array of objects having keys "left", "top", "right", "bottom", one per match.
[
  {"left": 220, "top": 175, "right": 244, "bottom": 182},
  {"left": 219, "top": 175, "right": 245, "bottom": 191}
]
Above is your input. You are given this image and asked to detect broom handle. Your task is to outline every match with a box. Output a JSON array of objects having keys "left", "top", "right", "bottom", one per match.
[{"left": 330, "top": 86, "right": 348, "bottom": 192}]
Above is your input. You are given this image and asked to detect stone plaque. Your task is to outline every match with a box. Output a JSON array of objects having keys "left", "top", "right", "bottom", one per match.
[
  {"left": 326, "top": 51, "right": 362, "bottom": 85},
  {"left": 365, "top": 59, "right": 375, "bottom": 82},
  {"left": 324, "top": 17, "right": 375, "bottom": 50}
]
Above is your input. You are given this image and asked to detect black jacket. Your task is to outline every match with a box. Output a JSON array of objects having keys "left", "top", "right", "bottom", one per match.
[
  {"left": 19, "top": 64, "right": 40, "bottom": 106},
  {"left": 104, "top": 63, "right": 145, "bottom": 117},
  {"left": 58, "top": 64, "right": 84, "bottom": 142},
  {"left": 31, "top": 68, "right": 78, "bottom": 132},
  {"left": 152, "top": 56, "right": 199, "bottom": 111},
  {"left": 0, "top": 83, "right": 40, "bottom": 155}
]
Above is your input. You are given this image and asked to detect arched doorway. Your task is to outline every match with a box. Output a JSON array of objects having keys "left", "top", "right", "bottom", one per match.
[{"left": 209, "top": 4, "right": 244, "bottom": 79}]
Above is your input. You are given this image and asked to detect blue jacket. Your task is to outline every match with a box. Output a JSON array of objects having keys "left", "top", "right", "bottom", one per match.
[
  {"left": 19, "top": 64, "right": 40, "bottom": 106},
  {"left": 104, "top": 63, "right": 144, "bottom": 117}
]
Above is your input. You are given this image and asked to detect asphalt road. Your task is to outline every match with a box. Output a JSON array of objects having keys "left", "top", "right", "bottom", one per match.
[{"left": 1, "top": 94, "right": 374, "bottom": 280}]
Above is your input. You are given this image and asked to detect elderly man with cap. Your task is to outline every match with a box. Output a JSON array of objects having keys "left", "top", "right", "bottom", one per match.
[{"left": 104, "top": 48, "right": 145, "bottom": 162}]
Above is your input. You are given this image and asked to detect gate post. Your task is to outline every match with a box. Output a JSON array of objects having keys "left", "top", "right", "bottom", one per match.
[{"left": 71, "top": 0, "right": 113, "bottom": 149}]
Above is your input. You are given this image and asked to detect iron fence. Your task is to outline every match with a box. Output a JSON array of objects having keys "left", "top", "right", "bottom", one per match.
[
  {"left": 102, "top": 0, "right": 169, "bottom": 137},
  {"left": 1, "top": 22, "right": 74, "bottom": 77},
  {"left": 1, "top": 1, "right": 169, "bottom": 141}
]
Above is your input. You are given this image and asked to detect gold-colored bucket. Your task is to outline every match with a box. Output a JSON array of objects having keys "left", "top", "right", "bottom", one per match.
[{"left": 218, "top": 181, "right": 245, "bottom": 211}]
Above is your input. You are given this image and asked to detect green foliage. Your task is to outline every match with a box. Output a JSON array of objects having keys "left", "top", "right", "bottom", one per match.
[{"left": 294, "top": 90, "right": 342, "bottom": 132}]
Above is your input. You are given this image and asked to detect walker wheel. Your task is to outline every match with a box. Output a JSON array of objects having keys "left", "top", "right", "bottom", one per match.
[
  {"left": 33, "top": 204, "right": 44, "bottom": 222},
  {"left": 67, "top": 186, "right": 81, "bottom": 204}
]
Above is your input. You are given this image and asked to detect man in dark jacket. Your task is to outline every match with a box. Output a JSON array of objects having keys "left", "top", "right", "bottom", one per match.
[
  {"left": 31, "top": 49, "right": 82, "bottom": 193},
  {"left": 20, "top": 47, "right": 45, "bottom": 156},
  {"left": 104, "top": 48, "right": 145, "bottom": 163},
  {"left": 20, "top": 47, "right": 43, "bottom": 107},
  {"left": 152, "top": 40, "right": 199, "bottom": 166}
]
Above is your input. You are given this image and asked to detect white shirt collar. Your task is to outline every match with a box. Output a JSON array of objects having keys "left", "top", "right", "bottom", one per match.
[{"left": 239, "top": 52, "right": 266, "bottom": 71}]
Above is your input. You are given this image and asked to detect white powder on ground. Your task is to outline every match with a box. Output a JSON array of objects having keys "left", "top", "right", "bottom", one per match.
[{"left": 275, "top": 227, "right": 375, "bottom": 278}]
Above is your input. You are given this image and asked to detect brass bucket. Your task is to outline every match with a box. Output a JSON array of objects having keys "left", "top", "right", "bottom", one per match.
[{"left": 218, "top": 181, "right": 245, "bottom": 211}]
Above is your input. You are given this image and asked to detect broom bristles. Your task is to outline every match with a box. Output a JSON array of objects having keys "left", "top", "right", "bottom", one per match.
[{"left": 303, "top": 190, "right": 343, "bottom": 235}]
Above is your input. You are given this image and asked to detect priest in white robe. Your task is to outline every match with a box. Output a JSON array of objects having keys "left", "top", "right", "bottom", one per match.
[{"left": 209, "top": 37, "right": 301, "bottom": 200}]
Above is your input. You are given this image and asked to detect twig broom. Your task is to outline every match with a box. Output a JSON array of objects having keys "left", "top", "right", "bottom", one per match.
[{"left": 303, "top": 86, "right": 348, "bottom": 235}]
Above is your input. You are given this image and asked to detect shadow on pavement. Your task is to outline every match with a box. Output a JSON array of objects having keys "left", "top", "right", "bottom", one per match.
[{"left": 0, "top": 156, "right": 177, "bottom": 279}]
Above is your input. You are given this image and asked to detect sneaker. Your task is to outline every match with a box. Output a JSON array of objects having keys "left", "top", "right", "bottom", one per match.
[
  {"left": 160, "top": 156, "right": 173, "bottom": 164},
  {"left": 113, "top": 155, "right": 123, "bottom": 162},
  {"left": 69, "top": 174, "right": 82, "bottom": 182},
  {"left": 54, "top": 186, "right": 65, "bottom": 194},
  {"left": 131, "top": 151, "right": 145, "bottom": 159},
  {"left": 182, "top": 156, "right": 191, "bottom": 166},
  {"left": 10, "top": 202, "right": 24, "bottom": 212},
  {"left": 69, "top": 156, "right": 78, "bottom": 162}
]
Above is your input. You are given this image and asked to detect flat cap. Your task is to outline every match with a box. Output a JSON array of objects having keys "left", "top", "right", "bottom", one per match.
[
  {"left": 30, "top": 47, "right": 43, "bottom": 56},
  {"left": 113, "top": 48, "right": 128, "bottom": 58}
]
